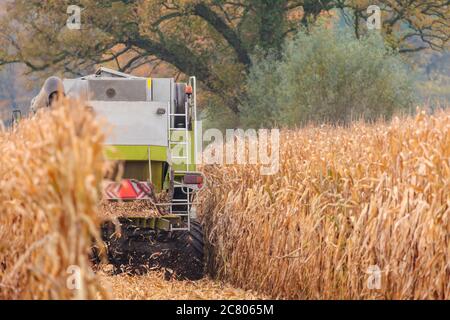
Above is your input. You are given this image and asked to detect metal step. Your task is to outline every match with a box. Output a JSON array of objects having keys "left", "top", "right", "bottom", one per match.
[{"left": 170, "top": 227, "right": 189, "bottom": 231}]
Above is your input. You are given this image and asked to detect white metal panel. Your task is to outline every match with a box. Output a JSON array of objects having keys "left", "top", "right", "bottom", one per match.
[
  {"left": 63, "top": 79, "right": 89, "bottom": 100},
  {"left": 90, "top": 101, "right": 168, "bottom": 146}
]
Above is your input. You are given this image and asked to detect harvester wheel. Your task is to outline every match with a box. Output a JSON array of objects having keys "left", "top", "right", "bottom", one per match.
[
  {"left": 173, "top": 219, "right": 205, "bottom": 280},
  {"left": 99, "top": 219, "right": 205, "bottom": 280}
]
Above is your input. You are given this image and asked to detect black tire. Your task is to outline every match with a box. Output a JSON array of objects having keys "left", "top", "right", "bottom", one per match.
[
  {"left": 175, "top": 219, "right": 205, "bottom": 280},
  {"left": 186, "top": 220, "right": 204, "bottom": 263},
  {"left": 98, "top": 219, "right": 205, "bottom": 280}
]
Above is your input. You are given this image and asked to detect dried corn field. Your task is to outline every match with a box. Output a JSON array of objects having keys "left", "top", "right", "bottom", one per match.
[
  {"left": 0, "top": 101, "right": 108, "bottom": 299},
  {"left": 0, "top": 101, "right": 262, "bottom": 300},
  {"left": 201, "top": 110, "right": 450, "bottom": 300},
  {"left": 1, "top": 101, "right": 449, "bottom": 300}
]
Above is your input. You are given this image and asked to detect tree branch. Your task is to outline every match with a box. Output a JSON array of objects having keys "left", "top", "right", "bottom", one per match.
[
  {"left": 127, "top": 36, "right": 241, "bottom": 114},
  {"left": 191, "top": 3, "right": 251, "bottom": 67}
]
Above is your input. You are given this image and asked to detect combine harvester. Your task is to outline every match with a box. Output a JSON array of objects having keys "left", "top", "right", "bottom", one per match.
[{"left": 31, "top": 67, "right": 205, "bottom": 279}]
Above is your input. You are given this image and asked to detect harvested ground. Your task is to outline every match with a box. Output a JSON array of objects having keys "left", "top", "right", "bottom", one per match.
[
  {"left": 100, "top": 227, "right": 204, "bottom": 281},
  {"left": 99, "top": 269, "right": 266, "bottom": 300}
]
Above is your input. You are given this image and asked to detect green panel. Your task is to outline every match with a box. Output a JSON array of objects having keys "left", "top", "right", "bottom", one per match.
[
  {"left": 151, "top": 161, "right": 164, "bottom": 192},
  {"left": 170, "top": 126, "right": 197, "bottom": 172},
  {"left": 156, "top": 218, "right": 171, "bottom": 231},
  {"left": 123, "top": 161, "right": 150, "bottom": 181},
  {"left": 120, "top": 161, "right": 164, "bottom": 191},
  {"left": 123, "top": 217, "right": 181, "bottom": 231},
  {"left": 189, "top": 128, "right": 197, "bottom": 171},
  {"left": 105, "top": 145, "right": 167, "bottom": 161}
]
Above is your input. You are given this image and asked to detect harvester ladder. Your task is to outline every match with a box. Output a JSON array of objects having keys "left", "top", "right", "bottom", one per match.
[
  {"left": 169, "top": 76, "right": 197, "bottom": 174},
  {"left": 169, "top": 107, "right": 190, "bottom": 173},
  {"left": 168, "top": 80, "right": 193, "bottom": 231},
  {"left": 169, "top": 184, "right": 192, "bottom": 231}
]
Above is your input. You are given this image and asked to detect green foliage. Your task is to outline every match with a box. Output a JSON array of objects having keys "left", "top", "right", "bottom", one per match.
[
  {"left": 414, "top": 51, "right": 450, "bottom": 108},
  {"left": 3, "top": 1, "right": 445, "bottom": 119},
  {"left": 202, "top": 94, "right": 240, "bottom": 131},
  {"left": 241, "top": 26, "right": 417, "bottom": 128}
]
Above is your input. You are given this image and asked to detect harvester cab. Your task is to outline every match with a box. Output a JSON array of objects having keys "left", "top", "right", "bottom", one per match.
[{"left": 48, "top": 67, "right": 205, "bottom": 279}]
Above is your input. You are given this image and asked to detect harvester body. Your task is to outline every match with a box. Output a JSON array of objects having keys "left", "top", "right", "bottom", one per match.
[
  {"left": 62, "top": 67, "right": 202, "bottom": 230},
  {"left": 31, "top": 67, "right": 205, "bottom": 278}
]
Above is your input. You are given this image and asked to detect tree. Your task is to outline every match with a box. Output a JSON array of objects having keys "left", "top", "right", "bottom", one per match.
[
  {"left": 0, "top": 0, "right": 448, "bottom": 117},
  {"left": 0, "top": 65, "right": 18, "bottom": 110},
  {"left": 241, "top": 27, "right": 416, "bottom": 127},
  {"left": 0, "top": 63, "right": 38, "bottom": 125},
  {"left": 340, "top": 0, "right": 450, "bottom": 53}
]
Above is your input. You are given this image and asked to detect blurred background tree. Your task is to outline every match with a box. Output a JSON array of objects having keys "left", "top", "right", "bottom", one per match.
[
  {"left": 0, "top": 64, "right": 38, "bottom": 127},
  {"left": 241, "top": 26, "right": 416, "bottom": 128},
  {"left": 0, "top": 0, "right": 448, "bottom": 127}
]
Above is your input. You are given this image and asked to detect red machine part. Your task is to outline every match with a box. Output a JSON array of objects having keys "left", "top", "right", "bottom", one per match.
[
  {"left": 104, "top": 179, "right": 153, "bottom": 200},
  {"left": 183, "top": 174, "right": 204, "bottom": 189}
]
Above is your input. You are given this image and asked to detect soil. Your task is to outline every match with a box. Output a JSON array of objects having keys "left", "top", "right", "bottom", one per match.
[{"left": 98, "top": 220, "right": 204, "bottom": 281}]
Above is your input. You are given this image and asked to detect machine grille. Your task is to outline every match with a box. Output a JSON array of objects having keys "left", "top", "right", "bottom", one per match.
[{"left": 88, "top": 79, "right": 147, "bottom": 101}]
